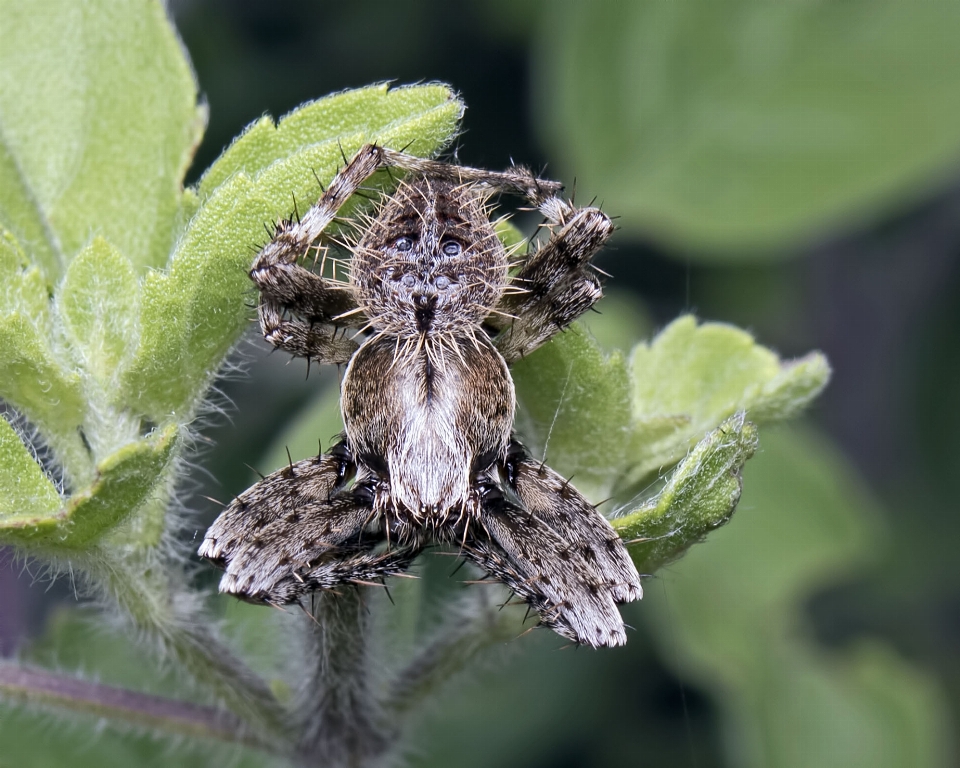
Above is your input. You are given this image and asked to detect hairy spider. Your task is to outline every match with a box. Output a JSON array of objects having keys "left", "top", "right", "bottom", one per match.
[{"left": 199, "top": 144, "right": 642, "bottom": 647}]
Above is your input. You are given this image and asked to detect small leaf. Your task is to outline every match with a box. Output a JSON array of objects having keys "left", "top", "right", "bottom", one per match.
[
  {"left": 0, "top": 0, "right": 204, "bottom": 275},
  {"left": 537, "top": 0, "right": 960, "bottom": 256},
  {"left": 0, "top": 424, "right": 178, "bottom": 548},
  {"left": 0, "top": 415, "right": 62, "bottom": 524},
  {"left": 627, "top": 315, "right": 829, "bottom": 482},
  {"left": 513, "top": 325, "right": 633, "bottom": 500},
  {"left": 121, "top": 84, "right": 463, "bottom": 421},
  {"left": 57, "top": 237, "right": 139, "bottom": 386},
  {"left": 0, "top": 230, "right": 50, "bottom": 322},
  {"left": 0, "top": 314, "right": 85, "bottom": 433},
  {"left": 199, "top": 83, "right": 464, "bottom": 198},
  {"left": 614, "top": 412, "right": 758, "bottom": 573}
]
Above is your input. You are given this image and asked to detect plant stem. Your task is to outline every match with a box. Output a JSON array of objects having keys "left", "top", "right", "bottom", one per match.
[
  {"left": 296, "top": 589, "right": 391, "bottom": 768},
  {"left": 84, "top": 548, "right": 293, "bottom": 749},
  {"left": 0, "top": 662, "right": 269, "bottom": 750}
]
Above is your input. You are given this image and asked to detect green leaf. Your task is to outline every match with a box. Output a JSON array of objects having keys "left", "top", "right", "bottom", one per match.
[
  {"left": 199, "top": 83, "right": 463, "bottom": 198},
  {"left": 0, "top": 314, "right": 85, "bottom": 435},
  {"left": 614, "top": 412, "right": 758, "bottom": 573},
  {"left": 0, "top": 0, "right": 204, "bottom": 277},
  {"left": 627, "top": 315, "right": 829, "bottom": 483},
  {"left": 645, "top": 424, "right": 951, "bottom": 768},
  {"left": 57, "top": 237, "right": 139, "bottom": 386},
  {"left": 513, "top": 325, "right": 633, "bottom": 501},
  {"left": 0, "top": 229, "right": 50, "bottom": 322},
  {"left": 0, "top": 415, "right": 61, "bottom": 523},
  {"left": 0, "top": 424, "right": 178, "bottom": 548},
  {"left": 536, "top": 0, "right": 960, "bottom": 256},
  {"left": 121, "top": 84, "right": 463, "bottom": 422}
]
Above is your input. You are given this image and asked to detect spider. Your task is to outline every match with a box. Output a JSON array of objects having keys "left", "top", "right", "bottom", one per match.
[{"left": 199, "top": 144, "right": 643, "bottom": 647}]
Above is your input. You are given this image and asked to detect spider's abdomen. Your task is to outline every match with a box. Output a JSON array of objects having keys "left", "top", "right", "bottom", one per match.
[{"left": 341, "top": 333, "right": 514, "bottom": 518}]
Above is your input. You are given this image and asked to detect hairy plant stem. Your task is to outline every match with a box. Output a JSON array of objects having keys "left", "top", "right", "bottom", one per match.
[
  {"left": 0, "top": 662, "right": 268, "bottom": 750},
  {"left": 296, "top": 589, "right": 392, "bottom": 768},
  {"left": 84, "top": 547, "right": 293, "bottom": 751}
]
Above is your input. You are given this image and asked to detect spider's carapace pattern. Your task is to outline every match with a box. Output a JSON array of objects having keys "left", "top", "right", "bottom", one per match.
[{"left": 199, "top": 145, "right": 643, "bottom": 647}]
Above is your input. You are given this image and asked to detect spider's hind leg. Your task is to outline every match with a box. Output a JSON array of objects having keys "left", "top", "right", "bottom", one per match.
[
  {"left": 199, "top": 443, "right": 419, "bottom": 603},
  {"left": 462, "top": 440, "right": 641, "bottom": 647}
]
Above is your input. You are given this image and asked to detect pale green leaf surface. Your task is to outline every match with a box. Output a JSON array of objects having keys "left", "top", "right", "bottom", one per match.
[
  {"left": 614, "top": 413, "right": 757, "bottom": 573},
  {"left": 647, "top": 425, "right": 950, "bottom": 768},
  {"left": 121, "top": 85, "right": 463, "bottom": 421},
  {"left": 536, "top": 0, "right": 960, "bottom": 256},
  {"left": 0, "top": 0, "right": 203, "bottom": 275},
  {"left": 0, "top": 230, "right": 50, "bottom": 322},
  {"left": 627, "top": 315, "right": 829, "bottom": 482},
  {"left": 512, "top": 325, "right": 632, "bottom": 500},
  {"left": 199, "top": 83, "right": 463, "bottom": 198},
  {"left": 57, "top": 237, "right": 139, "bottom": 385},
  {"left": 0, "top": 141, "right": 60, "bottom": 282},
  {"left": 0, "top": 314, "right": 85, "bottom": 433},
  {"left": 0, "top": 425, "right": 177, "bottom": 548},
  {"left": 0, "top": 416, "right": 61, "bottom": 524}
]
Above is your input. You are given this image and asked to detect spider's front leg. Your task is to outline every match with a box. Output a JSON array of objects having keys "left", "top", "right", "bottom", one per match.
[
  {"left": 252, "top": 145, "right": 394, "bottom": 364},
  {"left": 199, "top": 442, "right": 419, "bottom": 603},
  {"left": 492, "top": 189, "right": 615, "bottom": 363},
  {"left": 463, "top": 440, "right": 641, "bottom": 647}
]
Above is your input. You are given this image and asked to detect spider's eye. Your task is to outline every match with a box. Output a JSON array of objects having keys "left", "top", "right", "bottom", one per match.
[
  {"left": 435, "top": 275, "right": 451, "bottom": 291},
  {"left": 441, "top": 239, "right": 462, "bottom": 257},
  {"left": 401, "top": 273, "right": 416, "bottom": 288},
  {"left": 394, "top": 236, "right": 414, "bottom": 252}
]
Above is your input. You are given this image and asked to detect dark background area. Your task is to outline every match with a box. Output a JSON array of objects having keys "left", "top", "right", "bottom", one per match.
[{"left": 3, "top": 1, "right": 959, "bottom": 765}]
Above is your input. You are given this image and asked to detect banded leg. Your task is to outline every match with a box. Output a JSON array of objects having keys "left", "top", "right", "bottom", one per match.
[
  {"left": 199, "top": 447, "right": 418, "bottom": 604},
  {"left": 493, "top": 198, "right": 614, "bottom": 362},
  {"left": 504, "top": 440, "right": 642, "bottom": 606},
  {"left": 251, "top": 146, "right": 396, "bottom": 363},
  {"left": 464, "top": 494, "right": 629, "bottom": 648}
]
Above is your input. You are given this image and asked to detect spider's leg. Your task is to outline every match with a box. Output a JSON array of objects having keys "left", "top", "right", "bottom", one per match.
[
  {"left": 503, "top": 440, "right": 642, "bottom": 606},
  {"left": 491, "top": 196, "right": 613, "bottom": 363},
  {"left": 376, "top": 147, "right": 564, "bottom": 201},
  {"left": 252, "top": 145, "right": 401, "bottom": 360},
  {"left": 463, "top": 495, "right": 628, "bottom": 648},
  {"left": 256, "top": 311, "right": 360, "bottom": 366},
  {"left": 199, "top": 445, "right": 418, "bottom": 603},
  {"left": 459, "top": 441, "right": 641, "bottom": 648}
]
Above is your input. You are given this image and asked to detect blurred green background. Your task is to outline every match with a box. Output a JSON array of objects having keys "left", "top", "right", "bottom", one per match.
[{"left": 3, "top": 1, "right": 960, "bottom": 765}]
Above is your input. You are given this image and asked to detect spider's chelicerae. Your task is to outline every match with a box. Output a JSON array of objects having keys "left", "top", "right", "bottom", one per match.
[{"left": 199, "top": 145, "right": 642, "bottom": 647}]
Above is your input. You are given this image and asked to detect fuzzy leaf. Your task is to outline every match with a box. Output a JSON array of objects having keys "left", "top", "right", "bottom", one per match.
[
  {"left": 199, "top": 83, "right": 463, "bottom": 198},
  {"left": 627, "top": 315, "right": 829, "bottom": 482},
  {"left": 121, "top": 84, "right": 463, "bottom": 421},
  {"left": 0, "top": 0, "right": 204, "bottom": 276},
  {"left": 537, "top": 0, "right": 960, "bottom": 256},
  {"left": 646, "top": 425, "right": 951, "bottom": 768},
  {"left": 0, "top": 314, "right": 85, "bottom": 434},
  {"left": 614, "top": 412, "right": 758, "bottom": 573},
  {"left": 0, "top": 416, "right": 61, "bottom": 524},
  {"left": 57, "top": 237, "right": 139, "bottom": 386},
  {"left": 0, "top": 230, "right": 50, "bottom": 322},
  {"left": 513, "top": 325, "right": 633, "bottom": 500},
  {"left": 0, "top": 425, "right": 178, "bottom": 548}
]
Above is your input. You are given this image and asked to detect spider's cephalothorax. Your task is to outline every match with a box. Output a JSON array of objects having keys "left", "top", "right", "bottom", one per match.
[{"left": 199, "top": 145, "right": 643, "bottom": 647}]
